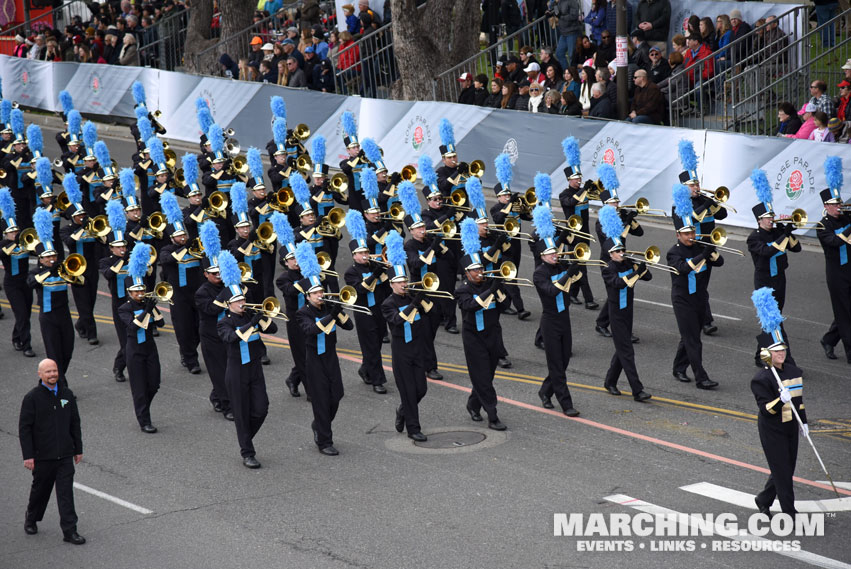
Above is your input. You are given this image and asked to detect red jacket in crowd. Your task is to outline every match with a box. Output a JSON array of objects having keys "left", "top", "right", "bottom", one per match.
[{"left": 683, "top": 43, "right": 714, "bottom": 83}]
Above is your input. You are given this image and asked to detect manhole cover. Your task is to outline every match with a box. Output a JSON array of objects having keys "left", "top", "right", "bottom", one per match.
[{"left": 413, "top": 430, "right": 486, "bottom": 448}]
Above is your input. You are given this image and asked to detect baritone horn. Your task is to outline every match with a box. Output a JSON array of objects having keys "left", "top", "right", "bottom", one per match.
[
  {"left": 86, "top": 214, "right": 110, "bottom": 237},
  {"left": 294, "top": 123, "right": 310, "bottom": 140},
  {"left": 146, "top": 211, "right": 166, "bottom": 238},
  {"left": 296, "top": 153, "right": 313, "bottom": 174},
  {"left": 55, "top": 191, "right": 71, "bottom": 211},
  {"left": 407, "top": 272, "right": 455, "bottom": 298},
  {"left": 144, "top": 281, "right": 174, "bottom": 304},
  {"left": 400, "top": 165, "right": 417, "bottom": 182},
  {"left": 330, "top": 173, "right": 349, "bottom": 194},
  {"left": 225, "top": 138, "right": 241, "bottom": 158},
  {"left": 623, "top": 246, "right": 680, "bottom": 274},
  {"left": 244, "top": 296, "right": 289, "bottom": 321},
  {"left": 59, "top": 253, "right": 87, "bottom": 283},
  {"left": 238, "top": 262, "right": 258, "bottom": 284},
  {"left": 379, "top": 202, "right": 405, "bottom": 221},
  {"left": 18, "top": 228, "right": 40, "bottom": 251},
  {"left": 206, "top": 191, "right": 229, "bottom": 217},
  {"left": 482, "top": 261, "right": 534, "bottom": 286},
  {"left": 695, "top": 227, "right": 746, "bottom": 256}
]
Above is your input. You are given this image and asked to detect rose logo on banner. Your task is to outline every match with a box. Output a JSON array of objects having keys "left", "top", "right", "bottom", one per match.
[
  {"left": 602, "top": 148, "right": 615, "bottom": 165},
  {"left": 404, "top": 115, "right": 432, "bottom": 151},
  {"left": 20, "top": 70, "right": 29, "bottom": 86},
  {"left": 786, "top": 169, "right": 804, "bottom": 201},
  {"left": 90, "top": 74, "right": 100, "bottom": 95},
  {"left": 775, "top": 157, "right": 815, "bottom": 201},
  {"left": 592, "top": 137, "right": 625, "bottom": 169},
  {"left": 502, "top": 138, "right": 519, "bottom": 164}
]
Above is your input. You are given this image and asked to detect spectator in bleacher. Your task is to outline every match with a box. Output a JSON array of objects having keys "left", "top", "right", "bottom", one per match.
[
  {"left": 282, "top": 39, "right": 304, "bottom": 69},
  {"left": 520, "top": 46, "right": 538, "bottom": 68},
  {"left": 543, "top": 65, "right": 560, "bottom": 91},
  {"left": 630, "top": 29, "right": 652, "bottom": 73},
  {"left": 248, "top": 37, "right": 264, "bottom": 68},
  {"left": 714, "top": 15, "right": 733, "bottom": 75},
  {"left": 540, "top": 47, "right": 563, "bottom": 83},
  {"left": 303, "top": 46, "right": 320, "bottom": 87},
  {"left": 27, "top": 34, "right": 46, "bottom": 60},
  {"left": 836, "top": 81, "right": 850, "bottom": 121},
  {"left": 551, "top": 0, "right": 584, "bottom": 70},
  {"left": 342, "top": 5, "right": 361, "bottom": 35},
  {"left": 828, "top": 117, "right": 850, "bottom": 143},
  {"left": 118, "top": 33, "right": 140, "bottom": 66},
  {"left": 579, "top": 65, "right": 595, "bottom": 111},
  {"left": 813, "top": 0, "right": 838, "bottom": 49},
  {"left": 699, "top": 18, "right": 717, "bottom": 52},
  {"left": 760, "top": 15, "right": 789, "bottom": 64},
  {"left": 841, "top": 59, "right": 851, "bottom": 82},
  {"left": 684, "top": 15, "right": 700, "bottom": 38},
  {"left": 312, "top": 31, "right": 330, "bottom": 60},
  {"left": 494, "top": 57, "right": 507, "bottom": 82},
  {"left": 586, "top": 0, "right": 607, "bottom": 44},
  {"left": 636, "top": 0, "right": 670, "bottom": 55},
  {"left": 515, "top": 80, "right": 532, "bottom": 110},
  {"left": 787, "top": 102, "right": 817, "bottom": 139},
  {"left": 808, "top": 80, "right": 835, "bottom": 117},
  {"left": 301, "top": 0, "right": 322, "bottom": 30},
  {"left": 525, "top": 62, "right": 546, "bottom": 85},
  {"left": 262, "top": 42, "right": 275, "bottom": 62},
  {"left": 285, "top": 57, "right": 305, "bottom": 87},
  {"left": 263, "top": 0, "right": 283, "bottom": 14},
  {"left": 336, "top": 31, "right": 360, "bottom": 93},
  {"left": 314, "top": 59, "right": 336, "bottom": 92},
  {"left": 560, "top": 90, "right": 583, "bottom": 116},
  {"left": 238, "top": 58, "right": 256, "bottom": 81},
  {"left": 728, "top": 10, "right": 752, "bottom": 67},
  {"left": 545, "top": 90, "right": 562, "bottom": 114},
  {"left": 671, "top": 33, "right": 686, "bottom": 56},
  {"left": 596, "top": 30, "right": 615, "bottom": 65},
  {"left": 648, "top": 45, "right": 671, "bottom": 84},
  {"left": 219, "top": 53, "right": 239, "bottom": 78},
  {"left": 588, "top": 82, "right": 615, "bottom": 118},
  {"left": 103, "top": 30, "right": 121, "bottom": 65},
  {"left": 358, "top": 0, "right": 383, "bottom": 35},
  {"left": 276, "top": 60, "right": 288, "bottom": 85},
  {"left": 45, "top": 40, "right": 63, "bottom": 62},
  {"left": 501, "top": 82, "right": 519, "bottom": 109},
  {"left": 501, "top": 0, "right": 523, "bottom": 37},
  {"left": 596, "top": 67, "right": 617, "bottom": 108},
  {"left": 473, "top": 75, "right": 489, "bottom": 105},
  {"left": 809, "top": 111, "right": 834, "bottom": 142},
  {"left": 484, "top": 78, "right": 504, "bottom": 108},
  {"left": 776, "top": 102, "right": 802, "bottom": 136},
  {"left": 298, "top": 29, "right": 312, "bottom": 54},
  {"left": 270, "top": 43, "right": 286, "bottom": 68},
  {"left": 605, "top": 0, "right": 632, "bottom": 39},
  {"left": 260, "top": 60, "right": 278, "bottom": 83},
  {"left": 529, "top": 83, "right": 546, "bottom": 112},
  {"left": 562, "top": 67, "right": 581, "bottom": 98},
  {"left": 505, "top": 56, "right": 526, "bottom": 84},
  {"left": 571, "top": 36, "right": 597, "bottom": 68},
  {"left": 683, "top": 33, "right": 713, "bottom": 85},
  {"left": 458, "top": 73, "right": 476, "bottom": 104},
  {"left": 628, "top": 69, "right": 665, "bottom": 124}
]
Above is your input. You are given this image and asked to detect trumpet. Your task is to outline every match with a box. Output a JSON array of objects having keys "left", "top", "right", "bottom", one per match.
[
  {"left": 776, "top": 208, "right": 825, "bottom": 230},
  {"left": 296, "top": 153, "right": 313, "bottom": 174},
  {"left": 269, "top": 187, "right": 293, "bottom": 212},
  {"left": 316, "top": 251, "right": 339, "bottom": 277},
  {"left": 552, "top": 215, "right": 597, "bottom": 241},
  {"left": 146, "top": 211, "right": 166, "bottom": 238},
  {"left": 187, "top": 237, "right": 204, "bottom": 259},
  {"left": 407, "top": 272, "right": 455, "bottom": 298},
  {"left": 206, "top": 191, "right": 229, "bottom": 217},
  {"left": 55, "top": 191, "right": 71, "bottom": 212},
  {"left": 623, "top": 246, "right": 680, "bottom": 274},
  {"left": 293, "top": 123, "right": 310, "bottom": 140},
  {"left": 699, "top": 186, "right": 737, "bottom": 213},
  {"left": 448, "top": 188, "right": 472, "bottom": 211},
  {"left": 426, "top": 219, "right": 460, "bottom": 240},
  {"left": 556, "top": 242, "right": 608, "bottom": 267},
  {"left": 482, "top": 261, "right": 534, "bottom": 286},
  {"left": 244, "top": 296, "right": 289, "bottom": 321},
  {"left": 86, "top": 214, "right": 110, "bottom": 238},
  {"left": 695, "top": 227, "right": 745, "bottom": 256},
  {"left": 619, "top": 197, "right": 668, "bottom": 217},
  {"left": 18, "top": 228, "right": 40, "bottom": 251},
  {"left": 323, "top": 285, "right": 372, "bottom": 314},
  {"left": 488, "top": 218, "right": 534, "bottom": 242},
  {"left": 238, "top": 262, "right": 258, "bottom": 284},
  {"left": 379, "top": 202, "right": 405, "bottom": 221},
  {"left": 58, "top": 253, "right": 87, "bottom": 283},
  {"left": 144, "top": 281, "right": 174, "bottom": 304}
]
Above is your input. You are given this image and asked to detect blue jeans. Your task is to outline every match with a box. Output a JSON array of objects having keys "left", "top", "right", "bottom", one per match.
[
  {"left": 815, "top": 3, "right": 838, "bottom": 48},
  {"left": 630, "top": 115, "right": 656, "bottom": 124},
  {"left": 555, "top": 32, "right": 579, "bottom": 70}
]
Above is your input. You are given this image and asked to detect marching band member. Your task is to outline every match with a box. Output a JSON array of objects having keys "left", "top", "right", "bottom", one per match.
[
  {"left": 130, "top": 81, "right": 166, "bottom": 137},
  {"left": 56, "top": 90, "right": 76, "bottom": 154},
  {"left": 145, "top": 137, "right": 176, "bottom": 207},
  {"left": 32, "top": 155, "right": 64, "bottom": 264},
  {"left": 267, "top": 118, "right": 296, "bottom": 219},
  {"left": 435, "top": 119, "right": 463, "bottom": 197},
  {"left": 339, "top": 111, "right": 366, "bottom": 211},
  {"left": 3, "top": 109, "right": 34, "bottom": 230},
  {"left": 246, "top": 147, "right": 277, "bottom": 299},
  {"left": 78, "top": 122, "right": 102, "bottom": 216},
  {"left": 101, "top": 197, "right": 130, "bottom": 382},
  {"left": 196, "top": 98, "right": 215, "bottom": 170},
  {"left": 91, "top": 140, "right": 119, "bottom": 212},
  {"left": 309, "top": 135, "right": 345, "bottom": 222},
  {"left": 265, "top": 96, "right": 305, "bottom": 163},
  {"left": 57, "top": 110, "right": 84, "bottom": 179},
  {"left": 132, "top": 115, "right": 157, "bottom": 216},
  {"left": 0, "top": 187, "right": 35, "bottom": 357},
  {"left": 181, "top": 153, "right": 217, "bottom": 240},
  {"left": 228, "top": 182, "right": 265, "bottom": 305}
]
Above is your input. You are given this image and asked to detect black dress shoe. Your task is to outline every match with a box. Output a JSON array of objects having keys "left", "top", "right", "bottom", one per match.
[
  {"left": 88, "top": 337, "right": 99, "bottom": 346},
  {"left": 357, "top": 368, "right": 370, "bottom": 384},
  {"left": 24, "top": 521, "right": 37, "bottom": 535},
  {"left": 605, "top": 385, "right": 622, "bottom": 396},
  {"left": 534, "top": 338, "right": 545, "bottom": 350},
  {"left": 595, "top": 325, "right": 612, "bottom": 338},
  {"left": 285, "top": 378, "right": 301, "bottom": 397},
  {"left": 631, "top": 335, "right": 639, "bottom": 344},
  {"left": 77, "top": 329, "right": 87, "bottom": 339},
  {"left": 696, "top": 379, "right": 719, "bottom": 390},
  {"left": 319, "top": 445, "right": 339, "bottom": 456},
  {"left": 13, "top": 341, "right": 23, "bottom": 351},
  {"left": 569, "top": 296, "right": 582, "bottom": 305},
  {"left": 140, "top": 424, "right": 157, "bottom": 433},
  {"left": 488, "top": 419, "right": 507, "bottom": 431},
  {"left": 633, "top": 391, "right": 652, "bottom": 402},
  {"left": 498, "top": 357, "right": 512, "bottom": 369},
  {"left": 211, "top": 400, "right": 224, "bottom": 412},
  {"left": 408, "top": 432, "right": 427, "bottom": 442},
  {"left": 820, "top": 339, "right": 837, "bottom": 360},
  {"left": 585, "top": 301, "right": 599, "bottom": 310},
  {"left": 673, "top": 371, "right": 691, "bottom": 383},
  {"left": 242, "top": 456, "right": 261, "bottom": 469},
  {"left": 517, "top": 310, "right": 531, "bottom": 320},
  {"left": 426, "top": 369, "right": 443, "bottom": 380},
  {"left": 538, "top": 392, "right": 555, "bottom": 409},
  {"left": 223, "top": 410, "right": 235, "bottom": 421},
  {"left": 395, "top": 406, "right": 405, "bottom": 432},
  {"left": 702, "top": 322, "right": 718, "bottom": 335},
  {"left": 372, "top": 384, "right": 387, "bottom": 394},
  {"left": 260, "top": 354, "right": 271, "bottom": 365},
  {"left": 382, "top": 335, "right": 389, "bottom": 344},
  {"left": 563, "top": 408, "right": 580, "bottom": 417},
  {"left": 188, "top": 364, "right": 201, "bottom": 374},
  {"left": 503, "top": 307, "right": 518, "bottom": 315},
  {"left": 23, "top": 348, "right": 36, "bottom": 357},
  {"left": 113, "top": 368, "right": 126, "bottom": 382},
  {"left": 466, "top": 404, "right": 483, "bottom": 422},
  {"left": 754, "top": 498, "right": 772, "bottom": 518},
  {"left": 63, "top": 531, "right": 86, "bottom": 545},
  {"left": 445, "top": 325, "right": 459, "bottom": 334}
]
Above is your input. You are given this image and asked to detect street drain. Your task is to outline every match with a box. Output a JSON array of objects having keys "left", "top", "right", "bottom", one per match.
[
  {"left": 384, "top": 425, "right": 508, "bottom": 454},
  {"left": 413, "top": 431, "right": 486, "bottom": 448}
]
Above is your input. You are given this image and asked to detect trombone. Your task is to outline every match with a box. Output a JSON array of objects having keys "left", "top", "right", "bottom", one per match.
[
  {"left": 619, "top": 197, "right": 668, "bottom": 217},
  {"left": 206, "top": 191, "right": 229, "bottom": 217},
  {"left": 238, "top": 262, "right": 258, "bottom": 284},
  {"left": 367, "top": 252, "right": 392, "bottom": 267},
  {"left": 144, "top": 281, "right": 174, "bottom": 304},
  {"left": 699, "top": 186, "right": 737, "bottom": 213},
  {"left": 293, "top": 123, "right": 310, "bottom": 140},
  {"left": 623, "top": 246, "right": 680, "bottom": 275},
  {"left": 379, "top": 202, "right": 405, "bottom": 221},
  {"left": 552, "top": 215, "right": 596, "bottom": 242},
  {"left": 316, "top": 251, "right": 339, "bottom": 278},
  {"left": 448, "top": 188, "right": 473, "bottom": 211},
  {"left": 695, "top": 227, "right": 745, "bottom": 256},
  {"left": 407, "top": 272, "right": 455, "bottom": 298},
  {"left": 556, "top": 242, "right": 608, "bottom": 267},
  {"left": 393, "top": 164, "right": 417, "bottom": 183},
  {"left": 58, "top": 253, "right": 87, "bottom": 284},
  {"left": 482, "top": 261, "right": 534, "bottom": 286},
  {"left": 322, "top": 285, "right": 372, "bottom": 314},
  {"left": 777, "top": 208, "right": 825, "bottom": 230},
  {"left": 244, "top": 296, "right": 289, "bottom": 321},
  {"left": 459, "top": 159, "right": 485, "bottom": 179},
  {"left": 426, "top": 219, "right": 460, "bottom": 240},
  {"left": 488, "top": 218, "right": 534, "bottom": 242}
]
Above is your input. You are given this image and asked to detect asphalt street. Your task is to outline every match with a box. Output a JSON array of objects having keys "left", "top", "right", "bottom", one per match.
[{"left": 0, "top": 116, "right": 849, "bottom": 568}]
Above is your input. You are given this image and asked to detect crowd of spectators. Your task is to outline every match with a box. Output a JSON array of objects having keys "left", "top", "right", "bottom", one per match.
[{"left": 776, "top": 68, "right": 851, "bottom": 144}]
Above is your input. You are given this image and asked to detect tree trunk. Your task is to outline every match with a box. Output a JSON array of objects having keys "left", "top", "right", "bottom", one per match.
[
  {"left": 183, "top": 0, "right": 255, "bottom": 75},
  {"left": 219, "top": 0, "right": 256, "bottom": 40},
  {"left": 391, "top": 0, "right": 481, "bottom": 101},
  {"left": 182, "top": 0, "right": 215, "bottom": 73}
]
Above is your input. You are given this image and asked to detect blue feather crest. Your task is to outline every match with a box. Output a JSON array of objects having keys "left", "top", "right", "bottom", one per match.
[
  {"left": 532, "top": 204, "right": 555, "bottom": 240},
  {"left": 466, "top": 177, "right": 485, "bottom": 211},
  {"left": 199, "top": 220, "right": 221, "bottom": 262},
  {"left": 439, "top": 118, "right": 454, "bottom": 146},
  {"left": 33, "top": 207, "right": 54, "bottom": 243},
  {"left": 230, "top": 182, "right": 248, "bottom": 216},
  {"left": 67, "top": 110, "right": 81, "bottom": 135},
  {"left": 137, "top": 116, "right": 153, "bottom": 143},
  {"left": 58, "top": 90, "right": 74, "bottom": 115},
  {"left": 385, "top": 230, "right": 406, "bottom": 267},
  {"left": 208, "top": 124, "right": 224, "bottom": 154},
  {"left": 270, "top": 96, "right": 286, "bottom": 120},
  {"left": 195, "top": 97, "right": 210, "bottom": 115},
  {"left": 128, "top": 243, "right": 152, "bottom": 280},
  {"left": 598, "top": 163, "right": 619, "bottom": 192},
  {"left": 63, "top": 174, "right": 82, "bottom": 205},
  {"left": 106, "top": 199, "right": 126, "bottom": 233},
  {"left": 361, "top": 138, "right": 381, "bottom": 164},
  {"left": 247, "top": 148, "right": 263, "bottom": 179},
  {"left": 0, "top": 100, "right": 11, "bottom": 124},
  {"left": 341, "top": 111, "right": 357, "bottom": 137},
  {"left": 599, "top": 205, "right": 624, "bottom": 239},
  {"left": 270, "top": 211, "right": 294, "bottom": 245},
  {"left": 290, "top": 174, "right": 310, "bottom": 205},
  {"left": 750, "top": 169, "right": 772, "bottom": 205},
  {"left": 418, "top": 155, "right": 437, "bottom": 188},
  {"left": 495, "top": 153, "right": 513, "bottom": 187},
  {"left": 295, "top": 241, "right": 321, "bottom": 279},
  {"left": 11, "top": 108, "right": 24, "bottom": 135},
  {"left": 672, "top": 184, "right": 693, "bottom": 218},
  {"left": 751, "top": 287, "right": 784, "bottom": 333},
  {"left": 26, "top": 124, "right": 43, "bottom": 154},
  {"left": 460, "top": 218, "right": 481, "bottom": 256},
  {"left": 35, "top": 157, "right": 52, "bottom": 189},
  {"left": 134, "top": 106, "right": 148, "bottom": 121},
  {"left": 678, "top": 139, "right": 698, "bottom": 172},
  {"left": 398, "top": 181, "right": 421, "bottom": 216},
  {"left": 361, "top": 167, "right": 378, "bottom": 201},
  {"left": 534, "top": 172, "right": 552, "bottom": 205},
  {"left": 94, "top": 141, "right": 111, "bottom": 166},
  {"left": 825, "top": 156, "right": 843, "bottom": 191},
  {"left": 197, "top": 107, "right": 213, "bottom": 135},
  {"left": 0, "top": 187, "right": 16, "bottom": 219},
  {"left": 119, "top": 168, "right": 136, "bottom": 201},
  {"left": 181, "top": 154, "right": 199, "bottom": 186},
  {"left": 273, "top": 118, "right": 287, "bottom": 146},
  {"left": 131, "top": 81, "right": 146, "bottom": 106},
  {"left": 345, "top": 209, "right": 368, "bottom": 242},
  {"left": 161, "top": 192, "right": 182, "bottom": 226},
  {"left": 147, "top": 137, "right": 165, "bottom": 166},
  {"left": 82, "top": 121, "right": 97, "bottom": 150},
  {"left": 218, "top": 251, "right": 241, "bottom": 288},
  {"left": 562, "top": 136, "right": 581, "bottom": 167},
  {"left": 310, "top": 135, "right": 326, "bottom": 165}
]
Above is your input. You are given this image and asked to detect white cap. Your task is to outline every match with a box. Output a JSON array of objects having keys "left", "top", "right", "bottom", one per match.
[
  {"left": 261, "top": 43, "right": 274, "bottom": 50},
  {"left": 457, "top": 72, "right": 472, "bottom": 82},
  {"left": 523, "top": 62, "right": 540, "bottom": 72},
  {"left": 843, "top": 59, "right": 851, "bottom": 70}
]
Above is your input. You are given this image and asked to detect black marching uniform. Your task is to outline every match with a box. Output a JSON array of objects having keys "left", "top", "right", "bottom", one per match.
[
  {"left": 559, "top": 180, "right": 595, "bottom": 304},
  {"left": 817, "top": 209, "right": 851, "bottom": 362},
  {"left": 491, "top": 198, "right": 531, "bottom": 313},
  {"left": 1, "top": 233, "right": 33, "bottom": 352},
  {"left": 100, "top": 252, "right": 130, "bottom": 378},
  {"left": 595, "top": 210, "right": 642, "bottom": 331},
  {"left": 27, "top": 264, "right": 77, "bottom": 386},
  {"left": 59, "top": 220, "right": 102, "bottom": 343},
  {"left": 276, "top": 266, "right": 308, "bottom": 396},
  {"left": 344, "top": 261, "right": 389, "bottom": 389},
  {"left": 160, "top": 241, "right": 202, "bottom": 371},
  {"left": 692, "top": 193, "right": 728, "bottom": 328},
  {"left": 118, "top": 297, "right": 165, "bottom": 428},
  {"left": 405, "top": 235, "right": 453, "bottom": 372},
  {"left": 194, "top": 279, "right": 230, "bottom": 413}
]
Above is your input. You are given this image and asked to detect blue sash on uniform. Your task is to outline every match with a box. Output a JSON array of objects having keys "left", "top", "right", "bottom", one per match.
[
  {"left": 686, "top": 257, "right": 706, "bottom": 294},
  {"left": 418, "top": 248, "right": 433, "bottom": 279},
  {"left": 836, "top": 225, "right": 850, "bottom": 266},
  {"left": 362, "top": 271, "right": 375, "bottom": 307},
  {"left": 550, "top": 271, "right": 566, "bottom": 313},
  {"left": 297, "top": 292, "right": 305, "bottom": 309},
  {"left": 147, "top": 173, "right": 156, "bottom": 189},
  {"left": 239, "top": 332, "right": 260, "bottom": 364},
  {"left": 216, "top": 179, "right": 234, "bottom": 193},
  {"left": 178, "top": 259, "right": 200, "bottom": 287},
  {"left": 768, "top": 247, "right": 785, "bottom": 277},
  {"left": 618, "top": 269, "right": 631, "bottom": 309},
  {"left": 75, "top": 235, "right": 95, "bottom": 256},
  {"left": 472, "top": 294, "right": 496, "bottom": 331},
  {"left": 315, "top": 317, "right": 335, "bottom": 354},
  {"left": 116, "top": 272, "right": 128, "bottom": 298},
  {"left": 398, "top": 305, "right": 420, "bottom": 343},
  {"left": 133, "top": 309, "right": 147, "bottom": 343},
  {"left": 575, "top": 203, "right": 589, "bottom": 215},
  {"left": 42, "top": 276, "right": 67, "bottom": 313},
  {"left": 11, "top": 250, "right": 27, "bottom": 276},
  {"left": 88, "top": 181, "right": 103, "bottom": 202}
]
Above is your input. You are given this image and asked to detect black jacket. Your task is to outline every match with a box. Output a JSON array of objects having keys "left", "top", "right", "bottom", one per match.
[{"left": 19, "top": 382, "right": 82, "bottom": 461}]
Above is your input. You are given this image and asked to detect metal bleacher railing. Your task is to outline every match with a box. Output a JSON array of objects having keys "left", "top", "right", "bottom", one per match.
[
  {"left": 2, "top": 0, "right": 91, "bottom": 38},
  {"left": 137, "top": 7, "right": 189, "bottom": 71}
]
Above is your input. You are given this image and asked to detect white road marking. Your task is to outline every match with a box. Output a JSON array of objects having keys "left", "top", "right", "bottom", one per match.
[
  {"left": 74, "top": 483, "right": 154, "bottom": 515},
  {"left": 682, "top": 481, "right": 851, "bottom": 513},
  {"left": 604, "top": 493, "right": 851, "bottom": 569},
  {"left": 634, "top": 298, "right": 742, "bottom": 321},
  {"left": 818, "top": 481, "right": 851, "bottom": 491}
]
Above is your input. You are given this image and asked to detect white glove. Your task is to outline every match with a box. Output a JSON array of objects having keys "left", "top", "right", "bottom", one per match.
[
  {"left": 779, "top": 387, "right": 792, "bottom": 404},
  {"left": 800, "top": 424, "right": 809, "bottom": 438}
]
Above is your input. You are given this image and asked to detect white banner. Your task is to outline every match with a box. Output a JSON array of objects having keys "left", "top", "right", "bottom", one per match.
[{"left": 1, "top": 57, "right": 55, "bottom": 111}]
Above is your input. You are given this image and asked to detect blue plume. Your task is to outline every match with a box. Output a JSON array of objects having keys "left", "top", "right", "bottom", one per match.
[
  {"left": 63, "top": 174, "right": 82, "bottom": 205},
  {"left": 161, "top": 192, "right": 182, "bottom": 226},
  {"left": 208, "top": 124, "right": 224, "bottom": 154},
  {"left": 466, "top": 177, "right": 485, "bottom": 211},
  {"left": 672, "top": 184, "right": 693, "bottom": 219},
  {"left": 825, "top": 156, "right": 843, "bottom": 191},
  {"left": 562, "top": 136, "right": 581, "bottom": 167},
  {"left": 361, "top": 167, "right": 378, "bottom": 201},
  {"left": 94, "top": 140, "right": 111, "bottom": 167},
  {"left": 82, "top": 121, "right": 97, "bottom": 150},
  {"left": 295, "top": 241, "right": 321, "bottom": 280},
  {"left": 678, "top": 139, "right": 698, "bottom": 173},
  {"left": 439, "top": 118, "right": 454, "bottom": 146},
  {"left": 199, "top": 220, "right": 221, "bottom": 262},
  {"left": 119, "top": 168, "right": 136, "bottom": 201},
  {"left": 534, "top": 172, "right": 552, "bottom": 205},
  {"left": 341, "top": 111, "right": 357, "bottom": 138},
  {"left": 67, "top": 110, "right": 81, "bottom": 135},
  {"left": 345, "top": 209, "right": 368, "bottom": 242},
  {"left": 598, "top": 163, "right": 619, "bottom": 192},
  {"left": 147, "top": 137, "right": 165, "bottom": 166},
  {"left": 128, "top": 243, "right": 152, "bottom": 279},
  {"left": 418, "top": 155, "right": 437, "bottom": 188},
  {"left": 751, "top": 287, "right": 784, "bottom": 333},
  {"left": 131, "top": 81, "right": 146, "bottom": 106},
  {"left": 270, "top": 211, "right": 294, "bottom": 246},
  {"left": 195, "top": 97, "right": 210, "bottom": 115},
  {"left": 361, "top": 138, "right": 381, "bottom": 164},
  {"left": 0, "top": 187, "right": 16, "bottom": 219},
  {"left": 106, "top": 199, "right": 126, "bottom": 233},
  {"left": 270, "top": 96, "right": 286, "bottom": 120},
  {"left": 750, "top": 169, "right": 772, "bottom": 205},
  {"left": 33, "top": 207, "right": 54, "bottom": 244},
  {"left": 385, "top": 230, "right": 406, "bottom": 267},
  {"left": 134, "top": 106, "right": 148, "bottom": 121},
  {"left": 181, "top": 154, "right": 199, "bottom": 186},
  {"left": 0, "top": 100, "right": 11, "bottom": 125},
  {"left": 273, "top": 117, "right": 287, "bottom": 146},
  {"left": 532, "top": 204, "right": 555, "bottom": 240},
  {"left": 290, "top": 174, "right": 310, "bottom": 205},
  {"left": 599, "top": 205, "right": 624, "bottom": 239},
  {"left": 495, "top": 153, "right": 513, "bottom": 187},
  {"left": 26, "top": 124, "right": 43, "bottom": 154},
  {"left": 58, "top": 90, "right": 74, "bottom": 115},
  {"left": 460, "top": 218, "right": 481, "bottom": 256},
  {"left": 11, "top": 108, "right": 24, "bottom": 135},
  {"left": 230, "top": 182, "right": 248, "bottom": 216},
  {"left": 398, "top": 181, "right": 421, "bottom": 216},
  {"left": 137, "top": 116, "right": 153, "bottom": 143},
  {"left": 247, "top": 147, "right": 263, "bottom": 179},
  {"left": 310, "top": 135, "right": 326, "bottom": 165},
  {"left": 197, "top": 107, "right": 214, "bottom": 135},
  {"left": 35, "top": 157, "right": 52, "bottom": 189},
  {"left": 218, "top": 251, "right": 241, "bottom": 288}
]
